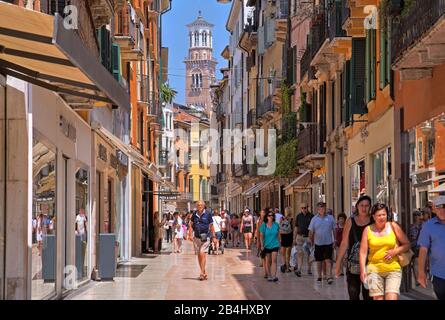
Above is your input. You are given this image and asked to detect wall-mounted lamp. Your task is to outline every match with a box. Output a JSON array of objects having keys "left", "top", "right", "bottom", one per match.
[
  {"left": 438, "top": 113, "right": 445, "bottom": 126},
  {"left": 420, "top": 121, "right": 433, "bottom": 135}
]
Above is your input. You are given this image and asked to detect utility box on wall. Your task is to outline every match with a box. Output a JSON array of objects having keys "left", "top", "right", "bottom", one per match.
[{"left": 98, "top": 233, "right": 116, "bottom": 281}]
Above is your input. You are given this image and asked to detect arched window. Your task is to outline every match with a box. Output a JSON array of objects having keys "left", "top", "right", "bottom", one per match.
[
  {"left": 202, "top": 31, "right": 207, "bottom": 46},
  {"left": 194, "top": 31, "right": 199, "bottom": 46},
  {"left": 199, "top": 74, "right": 203, "bottom": 87},
  {"left": 202, "top": 52, "right": 207, "bottom": 60}
]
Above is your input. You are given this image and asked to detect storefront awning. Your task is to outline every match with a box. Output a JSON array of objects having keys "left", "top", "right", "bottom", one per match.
[
  {"left": 242, "top": 180, "right": 273, "bottom": 196},
  {"left": 429, "top": 183, "right": 445, "bottom": 193},
  {"left": 284, "top": 170, "right": 312, "bottom": 191},
  {"left": 94, "top": 124, "right": 165, "bottom": 184},
  {"left": 0, "top": 2, "right": 130, "bottom": 111}
]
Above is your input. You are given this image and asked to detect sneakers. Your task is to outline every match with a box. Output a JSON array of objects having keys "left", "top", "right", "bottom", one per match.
[
  {"left": 327, "top": 278, "right": 333, "bottom": 285},
  {"left": 280, "top": 265, "right": 286, "bottom": 273},
  {"left": 273, "top": 277, "right": 279, "bottom": 282},
  {"left": 317, "top": 277, "right": 322, "bottom": 282},
  {"left": 267, "top": 277, "right": 274, "bottom": 282},
  {"left": 295, "top": 270, "right": 302, "bottom": 277}
]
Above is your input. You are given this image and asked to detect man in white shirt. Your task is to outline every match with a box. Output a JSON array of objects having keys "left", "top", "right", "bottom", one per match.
[
  {"left": 76, "top": 208, "right": 88, "bottom": 241},
  {"left": 275, "top": 208, "right": 284, "bottom": 224}
]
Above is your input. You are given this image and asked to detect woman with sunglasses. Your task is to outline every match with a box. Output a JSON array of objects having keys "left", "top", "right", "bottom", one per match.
[{"left": 259, "top": 211, "right": 281, "bottom": 282}]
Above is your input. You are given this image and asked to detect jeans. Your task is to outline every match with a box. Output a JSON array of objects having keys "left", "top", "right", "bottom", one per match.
[
  {"left": 346, "top": 271, "right": 371, "bottom": 300},
  {"left": 433, "top": 276, "right": 445, "bottom": 300},
  {"left": 165, "top": 228, "right": 173, "bottom": 242}
]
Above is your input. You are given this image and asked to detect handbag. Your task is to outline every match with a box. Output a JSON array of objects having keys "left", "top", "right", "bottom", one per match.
[{"left": 390, "top": 222, "right": 414, "bottom": 267}]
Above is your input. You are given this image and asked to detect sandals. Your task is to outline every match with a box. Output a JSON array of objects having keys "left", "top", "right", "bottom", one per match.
[{"left": 199, "top": 274, "right": 208, "bottom": 281}]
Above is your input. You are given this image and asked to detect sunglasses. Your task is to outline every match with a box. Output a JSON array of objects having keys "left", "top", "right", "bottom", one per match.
[
  {"left": 301, "top": 207, "right": 307, "bottom": 209},
  {"left": 267, "top": 215, "right": 274, "bottom": 217}
]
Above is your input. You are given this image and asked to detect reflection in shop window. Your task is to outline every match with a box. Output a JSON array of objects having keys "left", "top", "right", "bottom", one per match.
[
  {"left": 75, "top": 168, "right": 89, "bottom": 282},
  {"left": 350, "top": 160, "right": 365, "bottom": 209},
  {"left": 32, "top": 139, "right": 56, "bottom": 299},
  {"left": 374, "top": 148, "right": 391, "bottom": 205}
]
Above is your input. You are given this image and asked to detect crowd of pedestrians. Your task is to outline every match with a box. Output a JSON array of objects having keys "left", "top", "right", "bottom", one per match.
[{"left": 152, "top": 195, "right": 444, "bottom": 300}]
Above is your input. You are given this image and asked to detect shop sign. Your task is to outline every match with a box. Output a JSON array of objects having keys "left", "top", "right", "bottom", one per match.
[
  {"left": 59, "top": 115, "right": 76, "bottom": 142},
  {"left": 110, "top": 153, "right": 118, "bottom": 169},
  {"left": 159, "top": 195, "right": 178, "bottom": 200},
  {"left": 98, "top": 144, "right": 107, "bottom": 162}
]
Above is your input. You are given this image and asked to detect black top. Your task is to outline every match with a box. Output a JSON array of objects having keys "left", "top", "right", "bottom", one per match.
[
  {"left": 348, "top": 216, "right": 371, "bottom": 252},
  {"left": 295, "top": 212, "right": 314, "bottom": 237}
]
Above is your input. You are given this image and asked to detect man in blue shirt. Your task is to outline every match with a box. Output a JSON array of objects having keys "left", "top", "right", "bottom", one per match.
[
  {"left": 188, "top": 200, "right": 215, "bottom": 281},
  {"left": 308, "top": 202, "right": 336, "bottom": 284},
  {"left": 417, "top": 195, "right": 445, "bottom": 300}
]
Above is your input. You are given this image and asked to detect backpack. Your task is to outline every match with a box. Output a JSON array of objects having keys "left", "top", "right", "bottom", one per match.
[
  {"left": 347, "top": 218, "right": 362, "bottom": 275},
  {"left": 280, "top": 218, "right": 292, "bottom": 234}
]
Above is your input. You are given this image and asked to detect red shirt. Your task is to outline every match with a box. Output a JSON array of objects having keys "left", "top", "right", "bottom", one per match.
[{"left": 335, "top": 224, "right": 344, "bottom": 247}]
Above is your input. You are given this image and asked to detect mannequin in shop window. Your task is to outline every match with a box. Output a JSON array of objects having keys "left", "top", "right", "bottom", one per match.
[{"left": 75, "top": 208, "right": 88, "bottom": 241}]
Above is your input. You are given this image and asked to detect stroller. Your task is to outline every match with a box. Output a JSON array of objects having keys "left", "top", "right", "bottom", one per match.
[{"left": 209, "top": 232, "right": 225, "bottom": 255}]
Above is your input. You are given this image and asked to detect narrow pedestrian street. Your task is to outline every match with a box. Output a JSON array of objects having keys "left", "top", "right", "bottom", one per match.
[{"left": 66, "top": 241, "right": 349, "bottom": 300}]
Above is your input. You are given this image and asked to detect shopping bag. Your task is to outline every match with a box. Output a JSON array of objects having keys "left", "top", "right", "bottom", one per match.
[
  {"left": 309, "top": 246, "right": 315, "bottom": 263},
  {"left": 290, "top": 246, "right": 298, "bottom": 268}
]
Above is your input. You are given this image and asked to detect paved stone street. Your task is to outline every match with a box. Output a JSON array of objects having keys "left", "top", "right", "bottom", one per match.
[{"left": 67, "top": 241, "right": 357, "bottom": 300}]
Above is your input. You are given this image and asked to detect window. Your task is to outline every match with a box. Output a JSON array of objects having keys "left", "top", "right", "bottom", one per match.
[
  {"left": 194, "top": 31, "right": 199, "bottom": 46},
  {"left": 351, "top": 160, "right": 366, "bottom": 208},
  {"left": 202, "top": 31, "right": 207, "bottom": 46},
  {"left": 418, "top": 140, "right": 423, "bottom": 163},
  {"left": 374, "top": 148, "right": 391, "bottom": 205},
  {"left": 427, "top": 138, "right": 435, "bottom": 163}
]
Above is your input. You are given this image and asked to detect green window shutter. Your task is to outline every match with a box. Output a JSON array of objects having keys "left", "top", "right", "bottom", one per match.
[
  {"left": 365, "top": 29, "right": 370, "bottom": 103},
  {"left": 380, "top": 22, "right": 386, "bottom": 90},
  {"left": 111, "top": 44, "right": 121, "bottom": 82},
  {"left": 370, "top": 29, "right": 376, "bottom": 100},
  {"left": 342, "top": 60, "right": 351, "bottom": 124},
  {"left": 386, "top": 22, "right": 391, "bottom": 87},
  {"left": 351, "top": 38, "right": 367, "bottom": 115}
]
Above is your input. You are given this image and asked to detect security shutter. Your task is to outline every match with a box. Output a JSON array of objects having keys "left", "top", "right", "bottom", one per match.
[{"left": 351, "top": 38, "right": 367, "bottom": 115}]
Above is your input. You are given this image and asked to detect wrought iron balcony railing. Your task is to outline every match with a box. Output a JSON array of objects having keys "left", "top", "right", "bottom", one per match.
[
  {"left": 296, "top": 125, "right": 319, "bottom": 160},
  {"left": 257, "top": 96, "right": 275, "bottom": 118},
  {"left": 328, "top": 0, "right": 347, "bottom": 40},
  {"left": 391, "top": 0, "right": 445, "bottom": 63}
]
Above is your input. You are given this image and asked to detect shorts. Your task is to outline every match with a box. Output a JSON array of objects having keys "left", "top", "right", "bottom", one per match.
[
  {"left": 367, "top": 270, "right": 402, "bottom": 297},
  {"left": 263, "top": 247, "right": 279, "bottom": 254},
  {"left": 280, "top": 233, "right": 293, "bottom": 248},
  {"left": 314, "top": 244, "right": 333, "bottom": 262},
  {"left": 295, "top": 235, "right": 311, "bottom": 255},
  {"left": 243, "top": 226, "right": 252, "bottom": 234},
  {"left": 213, "top": 231, "right": 222, "bottom": 241},
  {"left": 193, "top": 237, "right": 210, "bottom": 255},
  {"left": 36, "top": 232, "right": 43, "bottom": 242},
  {"left": 222, "top": 231, "right": 228, "bottom": 240}
]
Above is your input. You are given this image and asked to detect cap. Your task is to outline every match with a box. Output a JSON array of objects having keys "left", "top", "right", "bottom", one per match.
[
  {"left": 433, "top": 195, "right": 445, "bottom": 207},
  {"left": 317, "top": 202, "right": 327, "bottom": 207}
]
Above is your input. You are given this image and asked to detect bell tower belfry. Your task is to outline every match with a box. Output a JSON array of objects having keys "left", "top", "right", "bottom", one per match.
[{"left": 184, "top": 11, "right": 217, "bottom": 115}]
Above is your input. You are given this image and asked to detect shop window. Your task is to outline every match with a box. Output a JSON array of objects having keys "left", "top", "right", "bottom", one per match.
[
  {"left": 351, "top": 160, "right": 365, "bottom": 208},
  {"left": 75, "top": 168, "right": 89, "bottom": 282},
  {"left": 373, "top": 148, "right": 391, "bottom": 205},
  {"left": 32, "top": 139, "right": 57, "bottom": 299}
]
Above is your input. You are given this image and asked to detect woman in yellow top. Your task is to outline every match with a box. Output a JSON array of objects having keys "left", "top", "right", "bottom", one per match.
[{"left": 359, "top": 203, "right": 410, "bottom": 300}]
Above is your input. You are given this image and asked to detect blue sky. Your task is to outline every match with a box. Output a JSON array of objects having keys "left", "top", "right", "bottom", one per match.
[{"left": 162, "top": 0, "right": 231, "bottom": 105}]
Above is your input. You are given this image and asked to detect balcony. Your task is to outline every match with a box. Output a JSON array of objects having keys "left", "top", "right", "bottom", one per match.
[
  {"left": 247, "top": 109, "right": 257, "bottom": 128},
  {"left": 114, "top": 4, "right": 144, "bottom": 61},
  {"left": 296, "top": 125, "right": 319, "bottom": 161},
  {"left": 90, "top": 0, "right": 116, "bottom": 28},
  {"left": 232, "top": 163, "right": 248, "bottom": 177},
  {"left": 257, "top": 96, "right": 275, "bottom": 120},
  {"left": 158, "top": 149, "right": 168, "bottom": 167},
  {"left": 274, "top": 0, "right": 289, "bottom": 43},
  {"left": 328, "top": 0, "right": 347, "bottom": 40},
  {"left": 137, "top": 74, "right": 149, "bottom": 105},
  {"left": 392, "top": 0, "right": 445, "bottom": 80},
  {"left": 147, "top": 99, "right": 162, "bottom": 125},
  {"left": 216, "top": 172, "right": 226, "bottom": 184}
]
